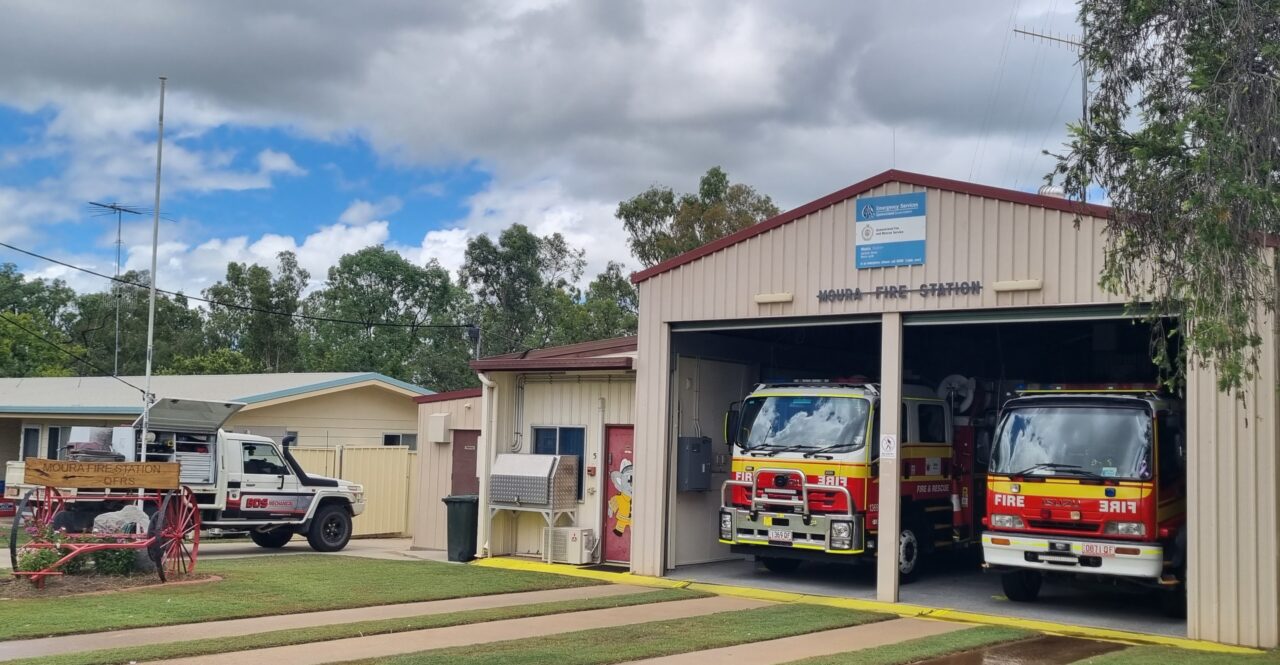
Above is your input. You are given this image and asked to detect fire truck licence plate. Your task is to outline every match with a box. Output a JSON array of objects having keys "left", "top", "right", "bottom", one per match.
[
  {"left": 768, "top": 529, "right": 793, "bottom": 543},
  {"left": 1081, "top": 543, "right": 1116, "bottom": 557}
]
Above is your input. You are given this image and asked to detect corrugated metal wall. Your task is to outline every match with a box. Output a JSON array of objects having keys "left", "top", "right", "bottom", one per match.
[
  {"left": 293, "top": 445, "right": 418, "bottom": 537},
  {"left": 1187, "top": 299, "right": 1280, "bottom": 647},
  {"left": 481, "top": 373, "right": 635, "bottom": 556},
  {"left": 632, "top": 181, "right": 1119, "bottom": 577},
  {"left": 413, "top": 396, "right": 482, "bottom": 550}
]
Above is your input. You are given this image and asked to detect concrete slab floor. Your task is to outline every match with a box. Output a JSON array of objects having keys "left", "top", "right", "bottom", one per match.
[
  {"left": 666, "top": 553, "right": 1187, "bottom": 638},
  {"left": 197, "top": 537, "right": 437, "bottom": 562},
  {"left": 0, "top": 584, "right": 655, "bottom": 661},
  {"left": 155, "top": 595, "right": 772, "bottom": 665},
  {"left": 625, "top": 617, "right": 968, "bottom": 665}
]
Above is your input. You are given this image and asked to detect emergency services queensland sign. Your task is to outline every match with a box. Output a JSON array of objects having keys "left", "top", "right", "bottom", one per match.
[{"left": 854, "top": 192, "right": 926, "bottom": 269}]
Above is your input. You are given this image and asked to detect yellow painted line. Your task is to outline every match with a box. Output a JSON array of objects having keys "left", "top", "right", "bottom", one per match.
[{"left": 470, "top": 556, "right": 1262, "bottom": 655}]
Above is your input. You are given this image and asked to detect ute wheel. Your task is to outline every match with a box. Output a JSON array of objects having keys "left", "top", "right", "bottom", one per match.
[
  {"left": 250, "top": 528, "right": 293, "bottom": 549},
  {"left": 897, "top": 518, "right": 928, "bottom": 584},
  {"left": 760, "top": 557, "right": 802, "bottom": 574},
  {"left": 1001, "top": 570, "right": 1043, "bottom": 602},
  {"left": 148, "top": 487, "right": 201, "bottom": 582},
  {"left": 307, "top": 504, "right": 352, "bottom": 552}
]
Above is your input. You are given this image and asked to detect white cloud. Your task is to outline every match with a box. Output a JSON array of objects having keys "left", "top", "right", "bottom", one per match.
[
  {"left": 257, "top": 149, "right": 306, "bottom": 177},
  {"left": 338, "top": 197, "right": 403, "bottom": 226}
]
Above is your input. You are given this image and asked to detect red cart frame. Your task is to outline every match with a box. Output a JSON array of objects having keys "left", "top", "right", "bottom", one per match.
[{"left": 9, "top": 486, "right": 200, "bottom": 588}]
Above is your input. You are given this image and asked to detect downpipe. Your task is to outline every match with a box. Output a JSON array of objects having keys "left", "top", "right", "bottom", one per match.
[{"left": 478, "top": 372, "right": 497, "bottom": 558}]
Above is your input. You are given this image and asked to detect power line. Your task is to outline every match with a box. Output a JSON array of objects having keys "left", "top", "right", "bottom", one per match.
[
  {"left": 0, "top": 241, "right": 474, "bottom": 331},
  {"left": 0, "top": 311, "right": 146, "bottom": 394}
]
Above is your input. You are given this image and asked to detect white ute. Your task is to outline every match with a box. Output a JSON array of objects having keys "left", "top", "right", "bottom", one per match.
[{"left": 6, "top": 398, "right": 366, "bottom": 552}]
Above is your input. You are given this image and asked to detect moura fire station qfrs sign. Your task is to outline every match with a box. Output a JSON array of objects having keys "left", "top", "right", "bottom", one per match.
[{"left": 24, "top": 458, "right": 180, "bottom": 489}]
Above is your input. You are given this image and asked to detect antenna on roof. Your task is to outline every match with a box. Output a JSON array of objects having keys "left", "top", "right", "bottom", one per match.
[{"left": 87, "top": 201, "right": 147, "bottom": 376}]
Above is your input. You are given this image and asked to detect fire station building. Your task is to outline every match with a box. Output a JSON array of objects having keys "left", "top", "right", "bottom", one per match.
[{"left": 621, "top": 170, "right": 1278, "bottom": 647}]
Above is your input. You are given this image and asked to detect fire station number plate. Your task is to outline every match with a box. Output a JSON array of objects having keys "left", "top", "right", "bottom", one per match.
[
  {"left": 1081, "top": 543, "right": 1116, "bottom": 557},
  {"left": 768, "top": 528, "right": 793, "bottom": 543}
]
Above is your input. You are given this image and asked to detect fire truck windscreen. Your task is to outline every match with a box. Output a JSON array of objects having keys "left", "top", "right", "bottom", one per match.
[
  {"left": 738, "top": 395, "right": 870, "bottom": 454},
  {"left": 990, "top": 406, "right": 1153, "bottom": 481}
]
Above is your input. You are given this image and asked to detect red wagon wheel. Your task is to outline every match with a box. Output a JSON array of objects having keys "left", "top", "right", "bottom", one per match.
[
  {"left": 9, "top": 487, "right": 65, "bottom": 570},
  {"left": 148, "top": 487, "right": 201, "bottom": 582}
]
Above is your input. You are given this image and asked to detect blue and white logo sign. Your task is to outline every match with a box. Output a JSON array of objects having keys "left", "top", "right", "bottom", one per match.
[{"left": 854, "top": 192, "right": 926, "bottom": 269}]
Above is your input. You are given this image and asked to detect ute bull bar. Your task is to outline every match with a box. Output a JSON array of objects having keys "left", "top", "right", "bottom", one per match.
[{"left": 721, "top": 467, "right": 854, "bottom": 520}]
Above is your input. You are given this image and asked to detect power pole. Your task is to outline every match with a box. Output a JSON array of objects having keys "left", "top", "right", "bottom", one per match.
[{"left": 141, "top": 77, "right": 167, "bottom": 451}]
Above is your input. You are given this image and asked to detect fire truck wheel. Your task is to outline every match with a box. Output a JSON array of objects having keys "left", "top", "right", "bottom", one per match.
[
  {"left": 760, "top": 557, "right": 802, "bottom": 574},
  {"left": 250, "top": 528, "right": 293, "bottom": 549},
  {"left": 897, "top": 519, "right": 927, "bottom": 583},
  {"left": 307, "top": 504, "right": 352, "bottom": 552},
  {"left": 1000, "top": 570, "right": 1042, "bottom": 602}
]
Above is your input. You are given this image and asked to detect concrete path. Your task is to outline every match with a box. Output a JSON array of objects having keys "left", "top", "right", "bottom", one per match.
[
  {"left": 625, "top": 617, "right": 968, "bottom": 664},
  {"left": 0, "top": 584, "right": 653, "bottom": 661},
  {"left": 198, "top": 537, "right": 442, "bottom": 562},
  {"left": 156, "top": 596, "right": 771, "bottom": 665}
]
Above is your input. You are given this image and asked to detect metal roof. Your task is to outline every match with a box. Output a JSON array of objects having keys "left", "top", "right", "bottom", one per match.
[{"left": 0, "top": 372, "right": 432, "bottom": 415}]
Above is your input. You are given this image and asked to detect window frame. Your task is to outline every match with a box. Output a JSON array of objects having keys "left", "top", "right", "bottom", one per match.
[
  {"left": 240, "top": 441, "right": 292, "bottom": 477},
  {"left": 530, "top": 425, "right": 587, "bottom": 501},
  {"left": 382, "top": 432, "right": 418, "bottom": 448}
]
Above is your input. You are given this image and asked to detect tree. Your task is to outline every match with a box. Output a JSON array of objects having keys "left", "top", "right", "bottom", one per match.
[
  {"left": 64, "top": 271, "right": 207, "bottom": 376},
  {"left": 301, "top": 246, "right": 474, "bottom": 390},
  {"left": 0, "top": 263, "right": 75, "bottom": 321},
  {"left": 204, "top": 252, "right": 308, "bottom": 372},
  {"left": 576, "top": 261, "right": 638, "bottom": 340},
  {"left": 0, "top": 312, "right": 81, "bottom": 377},
  {"left": 616, "top": 166, "right": 780, "bottom": 268},
  {"left": 1053, "top": 1, "right": 1280, "bottom": 392},
  {"left": 161, "top": 348, "right": 261, "bottom": 375},
  {"left": 460, "top": 224, "right": 588, "bottom": 355}
]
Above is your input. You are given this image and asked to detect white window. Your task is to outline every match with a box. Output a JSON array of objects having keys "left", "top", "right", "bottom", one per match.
[{"left": 383, "top": 433, "right": 418, "bottom": 450}]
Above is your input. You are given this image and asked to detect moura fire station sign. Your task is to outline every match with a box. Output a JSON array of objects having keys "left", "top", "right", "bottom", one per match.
[{"left": 24, "top": 458, "right": 180, "bottom": 489}]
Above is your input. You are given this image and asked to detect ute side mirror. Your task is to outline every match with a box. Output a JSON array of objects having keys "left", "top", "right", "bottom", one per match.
[{"left": 724, "top": 403, "right": 741, "bottom": 446}]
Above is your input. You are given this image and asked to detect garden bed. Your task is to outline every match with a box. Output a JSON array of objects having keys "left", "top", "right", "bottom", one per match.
[{"left": 0, "top": 572, "right": 219, "bottom": 599}]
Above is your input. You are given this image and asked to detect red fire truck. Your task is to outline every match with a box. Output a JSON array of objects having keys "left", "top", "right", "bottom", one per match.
[
  {"left": 981, "top": 386, "right": 1186, "bottom": 614},
  {"left": 719, "top": 382, "right": 985, "bottom": 581}
]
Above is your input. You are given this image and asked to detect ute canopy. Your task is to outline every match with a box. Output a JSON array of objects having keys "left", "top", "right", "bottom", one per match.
[{"left": 133, "top": 398, "right": 245, "bottom": 433}]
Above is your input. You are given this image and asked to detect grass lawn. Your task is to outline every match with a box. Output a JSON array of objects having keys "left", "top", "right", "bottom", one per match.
[
  {"left": 342, "top": 603, "right": 890, "bottom": 665},
  {"left": 1074, "top": 645, "right": 1280, "bottom": 664},
  {"left": 0, "top": 554, "right": 598, "bottom": 641},
  {"left": 9, "top": 588, "right": 705, "bottom": 665},
  {"left": 783, "top": 626, "right": 1034, "bottom": 664}
]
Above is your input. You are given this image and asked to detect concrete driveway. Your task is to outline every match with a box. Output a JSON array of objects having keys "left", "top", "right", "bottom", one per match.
[
  {"left": 198, "top": 536, "right": 448, "bottom": 563},
  {"left": 667, "top": 552, "right": 1187, "bottom": 637}
]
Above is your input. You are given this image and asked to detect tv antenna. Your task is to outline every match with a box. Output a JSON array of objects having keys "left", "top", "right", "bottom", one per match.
[
  {"left": 87, "top": 201, "right": 149, "bottom": 375},
  {"left": 1014, "top": 26, "right": 1088, "bottom": 200}
]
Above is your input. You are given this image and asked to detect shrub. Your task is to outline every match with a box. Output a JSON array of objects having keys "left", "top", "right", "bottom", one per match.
[
  {"left": 58, "top": 548, "right": 86, "bottom": 575},
  {"left": 91, "top": 547, "right": 137, "bottom": 576},
  {"left": 16, "top": 548, "right": 60, "bottom": 572}
]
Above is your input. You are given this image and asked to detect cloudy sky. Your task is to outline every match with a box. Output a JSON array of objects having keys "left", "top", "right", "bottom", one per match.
[{"left": 0, "top": 1, "right": 1087, "bottom": 295}]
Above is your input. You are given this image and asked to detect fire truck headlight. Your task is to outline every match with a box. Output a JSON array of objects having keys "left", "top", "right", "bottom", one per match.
[
  {"left": 1104, "top": 521, "right": 1146, "bottom": 537},
  {"left": 990, "top": 514, "right": 1025, "bottom": 529},
  {"left": 829, "top": 520, "right": 853, "bottom": 550},
  {"left": 719, "top": 511, "right": 733, "bottom": 540}
]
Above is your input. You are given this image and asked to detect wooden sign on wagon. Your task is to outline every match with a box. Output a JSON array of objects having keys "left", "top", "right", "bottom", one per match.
[{"left": 23, "top": 458, "right": 180, "bottom": 489}]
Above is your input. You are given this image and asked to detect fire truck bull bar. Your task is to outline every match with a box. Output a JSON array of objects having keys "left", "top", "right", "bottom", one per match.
[{"left": 720, "top": 468, "right": 862, "bottom": 554}]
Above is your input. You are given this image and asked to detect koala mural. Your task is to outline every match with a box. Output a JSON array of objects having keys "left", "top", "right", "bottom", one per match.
[{"left": 608, "top": 458, "right": 634, "bottom": 536}]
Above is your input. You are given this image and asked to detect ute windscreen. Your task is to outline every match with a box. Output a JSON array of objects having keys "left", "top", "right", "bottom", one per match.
[
  {"left": 990, "top": 406, "right": 1153, "bottom": 480},
  {"left": 738, "top": 395, "right": 870, "bottom": 454}
]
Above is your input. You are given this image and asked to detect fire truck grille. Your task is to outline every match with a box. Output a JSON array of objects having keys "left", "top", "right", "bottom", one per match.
[{"left": 1028, "top": 520, "right": 1100, "bottom": 533}]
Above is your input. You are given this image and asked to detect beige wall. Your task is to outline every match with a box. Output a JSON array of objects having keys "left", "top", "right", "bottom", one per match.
[
  {"left": 1187, "top": 299, "right": 1280, "bottom": 647},
  {"left": 413, "top": 395, "right": 482, "bottom": 550},
  {"left": 229, "top": 384, "right": 418, "bottom": 448},
  {"left": 477, "top": 372, "right": 635, "bottom": 557}
]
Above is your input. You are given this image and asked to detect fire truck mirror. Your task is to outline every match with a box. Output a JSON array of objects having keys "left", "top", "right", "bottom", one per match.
[{"left": 724, "top": 404, "right": 741, "bottom": 446}]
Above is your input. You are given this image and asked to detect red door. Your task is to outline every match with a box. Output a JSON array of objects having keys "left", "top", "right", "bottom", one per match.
[
  {"left": 451, "top": 430, "right": 480, "bottom": 495},
  {"left": 603, "top": 425, "right": 634, "bottom": 564}
]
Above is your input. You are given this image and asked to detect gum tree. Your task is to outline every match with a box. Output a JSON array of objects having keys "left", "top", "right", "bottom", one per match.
[{"left": 1053, "top": 0, "right": 1280, "bottom": 392}]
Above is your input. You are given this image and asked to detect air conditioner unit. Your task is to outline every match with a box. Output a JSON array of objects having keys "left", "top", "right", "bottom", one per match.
[{"left": 545, "top": 527, "right": 595, "bottom": 565}]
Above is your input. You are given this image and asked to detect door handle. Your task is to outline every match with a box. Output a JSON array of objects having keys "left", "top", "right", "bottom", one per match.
[{"left": 277, "top": 475, "right": 285, "bottom": 490}]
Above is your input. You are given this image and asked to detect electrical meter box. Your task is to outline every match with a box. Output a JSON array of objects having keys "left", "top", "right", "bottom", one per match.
[{"left": 676, "top": 436, "right": 712, "bottom": 491}]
